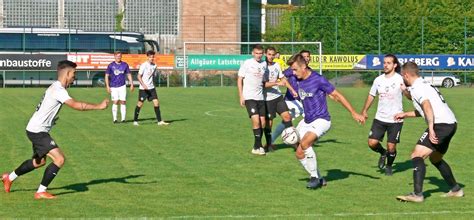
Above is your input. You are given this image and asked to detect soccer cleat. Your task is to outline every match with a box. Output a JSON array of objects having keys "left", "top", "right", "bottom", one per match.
[
  {"left": 121, "top": 120, "right": 126, "bottom": 123},
  {"left": 251, "top": 148, "right": 266, "bottom": 156},
  {"left": 385, "top": 166, "right": 393, "bottom": 176},
  {"left": 157, "top": 121, "right": 169, "bottom": 126},
  {"left": 378, "top": 153, "right": 387, "bottom": 169},
  {"left": 133, "top": 121, "right": 139, "bottom": 126},
  {"left": 319, "top": 177, "right": 327, "bottom": 187},
  {"left": 441, "top": 189, "right": 464, "bottom": 198},
  {"left": 113, "top": 120, "right": 118, "bottom": 124},
  {"left": 307, "top": 177, "right": 321, "bottom": 189},
  {"left": 34, "top": 192, "right": 57, "bottom": 200},
  {"left": 396, "top": 192, "right": 424, "bottom": 203},
  {"left": 2, "top": 173, "right": 12, "bottom": 193}
]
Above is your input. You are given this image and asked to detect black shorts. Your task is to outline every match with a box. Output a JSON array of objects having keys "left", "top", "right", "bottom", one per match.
[
  {"left": 417, "top": 123, "right": 457, "bottom": 154},
  {"left": 265, "top": 96, "right": 289, "bottom": 119},
  {"left": 26, "top": 131, "right": 58, "bottom": 162},
  {"left": 245, "top": 100, "right": 266, "bottom": 117},
  {"left": 368, "top": 119, "right": 403, "bottom": 143},
  {"left": 138, "top": 88, "right": 158, "bottom": 102}
]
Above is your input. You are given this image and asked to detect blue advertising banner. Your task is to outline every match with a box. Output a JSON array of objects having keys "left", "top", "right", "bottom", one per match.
[{"left": 366, "top": 55, "right": 474, "bottom": 70}]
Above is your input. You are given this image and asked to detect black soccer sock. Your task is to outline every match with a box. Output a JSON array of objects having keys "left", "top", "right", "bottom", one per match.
[
  {"left": 154, "top": 106, "right": 162, "bottom": 122},
  {"left": 432, "top": 160, "right": 460, "bottom": 191},
  {"left": 264, "top": 127, "right": 272, "bottom": 146},
  {"left": 386, "top": 150, "right": 397, "bottom": 167},
  {"left": 134, "top": 106, "right": 141, "bottom": 121},
  {"left": 412, "top": 157, "right": 426, "bottom": 195},
  {"left": 370, "top": 143, "right": 386, "bottom": 155},
  {"left": 40, "top": 163, "right": 60, "bottom": 187},
  {"left": 283, "top": 120, "right": 292, "bottom": 128},
  {"left": 253, "top": 128, "right": 263, "bottom": 150},
  {"left": 14, "top": 159, "right": 35, "bottom": 176}
]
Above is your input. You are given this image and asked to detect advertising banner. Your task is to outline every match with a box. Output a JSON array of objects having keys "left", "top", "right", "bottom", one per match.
[
  {"left": 367, "top": 55, "right": 474, "bottom": 70},
  {"left": 179, "top": 55, "right": 252, "bottom": 70},
  {"left": 67, "top": 54, "right": 175, "bottom": 70},
  {"left": 279, "top": 55, "right": 367, "bottom": 70},
  {"left": 0, "top": 54, "right": 66, "bottom": 70}
]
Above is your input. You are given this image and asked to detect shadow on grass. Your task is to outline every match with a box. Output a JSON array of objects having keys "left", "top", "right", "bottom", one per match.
[
  {"left": 123, "top": 118, "right": 188, "bottom": 124},
  {"left": 422, "top": 176, "right": 465, "bottom": 199},
  {"left": 299, "top": 169, "right": 380, "bottom": 182},
  {"left": 375, "top": 159, "right": 413, "bottom": 175},
  {"left": 272, "top": 139, "right": 346, "bottom": 151}
]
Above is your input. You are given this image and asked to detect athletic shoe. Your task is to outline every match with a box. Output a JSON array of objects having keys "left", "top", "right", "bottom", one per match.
[
  {"left": 319, "top": 177, "right": 327, "bottom": 186},
  {"left": 378, "top": 153, "right": 387, "bottom": 169},
  {"left": 396, "top": 192, "right": 424, "bottom": 203},
  {"left": 307, "top": 177, "right": 321, "bottom": 189},
  {"left": 113, "top": 120, "right": 118, "bottom": 124},
  {"left": 385, "top": 166, "right": 393, "bottom": 176},
  {"left": 441, "top": 189, "right": 464, "bottom": 198},
  {"left": 157, "top": 121, "right": 169, "bottom": 126},
  {"left": 121, "top": 120, "right": 126, "bottom": 123},
  {"left": 133, "top": 121, "right": 139, "bottom": 126},
  {"left": 34, "top": 192, "right": 56, "bottom": 200},
  {"left": 251, "top": 148, "right": 266, "bottom": 156},
  {"left": 2, "top": 173, "right": 12, "bottom": 193}
]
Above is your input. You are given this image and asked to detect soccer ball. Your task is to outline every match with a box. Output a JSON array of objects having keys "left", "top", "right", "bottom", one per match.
[{"left": 281, "top": 127, "right": 299, "bottom": 145}]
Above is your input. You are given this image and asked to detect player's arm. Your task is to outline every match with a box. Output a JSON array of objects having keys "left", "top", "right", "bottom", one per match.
[
  {"left": 400, "top": 83, "right": 412, "bottom": 100},
  {"left": 280, "top": 77, "right": 298, "bottom": 97},
  {"left": 137, "top": 67, "right": 148, "bottom": 90},
  {"left": 105, "top": 73, "right": 111, "bottom": 93},
  {"left": 361, "top": 95, "right": 375, "bottom": 120},
  {"left": 328, "top": 89, "right": 365, "bottom": 124},
  {"left": 126, "top": 66, "right": 134, "bottom": 91},
  {"left": 421, "top": 100, "right": 438, "bottom": 144},
  {"left": 64, "top": 98, "right": 109, "bottom": 111},
  {"left": 237, "top": 76, "right": 245, "bottom": 107}
]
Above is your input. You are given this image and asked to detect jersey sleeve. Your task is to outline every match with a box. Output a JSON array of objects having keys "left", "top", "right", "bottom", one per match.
[
  {"left": 105, "top": 64, "right": 112, "bottom": 75},
  {"left": 55, "top": 88, "right": 72, "bottom": 104},
  {"left": 319, "top": 75, "right": 335, "bottom": 94},
  {"left": 238, "top": 61, "right": 247, "bottom": 78},
  {"left": 138, "top": 64, "right": 145, "bottom": 76},
  {"left": 275, "top": 63, "right": 284, "bottom": 79},
  {"left": 262, "top": 68, "right": 270, "bottom": 83},
  {"left": 369, "top": 78, "right": 378, "bottom": 96},
  {"left": 410, "top": 87, "right": 428, "bottom": 105},
  {"left": 124, "top": 62, "right": 131, "bottom": 74}
]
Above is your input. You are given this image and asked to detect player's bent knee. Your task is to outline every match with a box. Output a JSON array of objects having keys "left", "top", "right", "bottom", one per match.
[
  {"left": 368, "top": 139, "right": 379, "bottom": 148},
  {"left": 33, "top": 158, "right": 46, "bottom": 168}
]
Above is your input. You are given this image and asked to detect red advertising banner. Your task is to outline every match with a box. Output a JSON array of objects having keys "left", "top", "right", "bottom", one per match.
[{"left": 67, "top": 54, "right": 174, "bottom": 70}]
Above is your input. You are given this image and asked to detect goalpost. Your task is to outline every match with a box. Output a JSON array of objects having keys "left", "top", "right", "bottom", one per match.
[{"left": 181, "top": 41, "right": 322, "bottom": 88}]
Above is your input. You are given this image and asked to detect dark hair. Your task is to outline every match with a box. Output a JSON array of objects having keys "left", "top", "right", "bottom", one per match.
[
  {"left": 287, "top": 54, "right": 306, "bottom": 66},
  {"left": 299, "top": 49, "right": 311, "bottom": 55},
  {"left": 252, "top": 44, "right": 264, "bottom": 51},
  {"left": 114, "top": 51, "right": 122, "bottom": 55},
  {"left": 402, "top": 61, "right": 419, "bottom": 76},
  {"left": 146, "top": 50, "right": 155, "bottom": 56},
  {"left": 385, "top": 54, "right": 401, "bottom": 73},
  {"left": 57, "top": 60, "right": 77, "bottom": 70},
  {"left": 265, "top": 46, "right": 276, "bottom": 53}
]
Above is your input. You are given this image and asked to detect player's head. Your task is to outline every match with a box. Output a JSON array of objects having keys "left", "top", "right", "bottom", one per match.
[
  {"left": 401, "top": 61, "right": 419, "bottom": 86},
  {"left": 275, "top": 51, "right": 280, "bottom": 58},
  {"left": 265, "top": 47, "right": 277, "bottom": 63},
  {"left": 299, "top": 50, "right": 311, "bottom": 65},
  {"left": 114, "top": 51, "right": 122, "bottom": 63},
  {"left": 287, "top": 53, "right": 308, "bottom": 79},
  {"left": 252, "top": 44, "right": 264, "bottom": 62},
  {"left": 384, "top": 54, "right": 400, "bottom": 74},
  {"left": 57, "top": 60, "right": 77, "bottom": 85},
  {"left": 146, "top": 50, "right": 155, "bottom": 63}
]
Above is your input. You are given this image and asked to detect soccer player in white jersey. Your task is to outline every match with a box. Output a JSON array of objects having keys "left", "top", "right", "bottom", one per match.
[
  {"left": 133, "top": 50, "right": 169, "bottom": 126},
  {"left": 238, "top": 44, "right": 267, "bottom": 155},
  {"left": 361, "top": 54, "right": 406, "bottom": 175},
  {"left": 262, "top": 46, "right": 297, "bottom": 152},
  {"left": 105, "top": 51, "right": 134, "bottom": 123},
  {"left": 395, "top": 62, "right": 462, "bottom": 203},
  {"left": 1, "top": 60, "right": 109, "bottom": 199}
]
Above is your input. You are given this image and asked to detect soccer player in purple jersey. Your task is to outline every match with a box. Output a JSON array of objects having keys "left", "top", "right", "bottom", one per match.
[
  {"left": 105, "top": 52, "right": 134, "bottom": 123},
  {"left": 287, "top": 54, "right": 365, "bottom": 189}
]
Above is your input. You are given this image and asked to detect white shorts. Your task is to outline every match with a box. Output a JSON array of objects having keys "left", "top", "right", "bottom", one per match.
[
  {"left": 111, "top": 85, "right": 127, "bottom": 101},
  {"left": 285, "top": 100, "right": 304, "bottom": 119},
  {"left": 296, "top": 118, "right": 331, "bottom": 139}
]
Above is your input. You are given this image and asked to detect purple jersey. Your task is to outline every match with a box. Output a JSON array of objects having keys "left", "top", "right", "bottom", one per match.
[
  {"left": 283, "top": 68, "right": 298, "bottom": 101},
  {"left": 297, "top": 71, "right": 335, "bottom": 123},
  {"left": 106, "top": 61, "right": 131, "bottom": 88}
]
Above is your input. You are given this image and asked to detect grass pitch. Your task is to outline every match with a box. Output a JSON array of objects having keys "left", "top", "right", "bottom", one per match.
[{"left": 0, "top": 87, "right": 473, "bottom": 218}]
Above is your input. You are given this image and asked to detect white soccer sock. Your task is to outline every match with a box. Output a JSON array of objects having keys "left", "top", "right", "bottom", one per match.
[
  {"left": 298, "top": 158, "right": 311, "bottom": 175},
  {"left": 271, "top": 122, "right": 286, "bottom": 144},
  {"left": 303, "top": 147, "right": 319, "bottom": 178},
  {"left": 37, "top": 184, "right": 47, "bottom": 193},
  {"left": 120, "top": 104, "right": 126, "bottom": 121},
  {"left": 112, "top": 104, "right": 118, "bottom": 121},
  {"left": 8, "top": 171, "right": 18, "bottom": 181}
]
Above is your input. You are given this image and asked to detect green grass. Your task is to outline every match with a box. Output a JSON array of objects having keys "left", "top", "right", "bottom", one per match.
[{"left": 0, "top": 87, "right": 473, "bottom": 218}]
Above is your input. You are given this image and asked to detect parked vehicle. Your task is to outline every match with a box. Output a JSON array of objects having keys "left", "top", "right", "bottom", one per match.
[{"left": 421, "top": 72, "right": 461, "bottom": 88}]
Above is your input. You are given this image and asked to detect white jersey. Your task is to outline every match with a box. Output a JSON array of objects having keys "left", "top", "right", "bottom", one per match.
[
  {"left": 238, "top": 58, "right": 267, "bottom": 101},
  {"left": 369, "top": 73, "right": 404, "bottom": 123},
  {"left": 26, "top": 81, "right": 72, "bottom": 133},
  {"left": 138, "top": 62, "right": 157, "bottom": 90},
  {"left": 409, "top": 77, "right": 457, "bottom": 124},
  {"left": 263, "top": 62, "right": 284, "bottom": 101}
]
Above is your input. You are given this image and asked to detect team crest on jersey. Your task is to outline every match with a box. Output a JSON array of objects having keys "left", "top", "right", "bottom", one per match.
[
  {"left": 298, "top": 89, "right": 313, "bottom": 100},
  {"left": 251, "top": 108, "right": 256, "bottom": 113},
  {"left": 50, "top": 140, "right": 56, "bottom": 146},
  {"left": 113, "top": 69, "right": 123, "bottom": 76}
]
